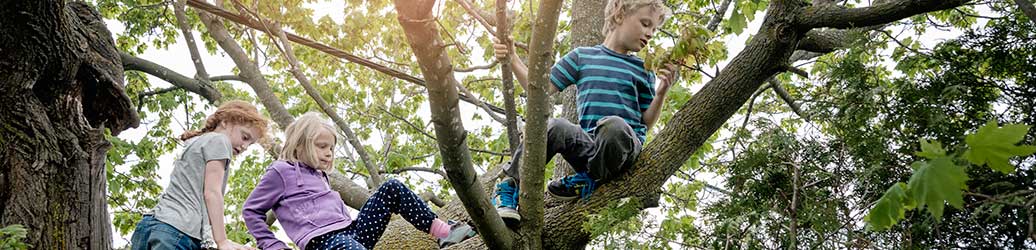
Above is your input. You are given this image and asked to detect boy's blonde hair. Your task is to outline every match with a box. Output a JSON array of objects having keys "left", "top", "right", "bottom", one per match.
[
  {"left": 602, "top": 0, "right": 672, "bottom": 35},
  {"left": 280, "top": 112, "right": 337, "bottom": 170}
]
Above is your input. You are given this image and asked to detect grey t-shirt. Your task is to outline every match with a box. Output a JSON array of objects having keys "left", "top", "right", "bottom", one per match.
[{"left": 152, "top": 132, "right": 232, "bottom": 240}]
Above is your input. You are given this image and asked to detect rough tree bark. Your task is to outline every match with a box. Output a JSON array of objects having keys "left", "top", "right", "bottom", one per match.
[
  {"left": 0, "top": 1, "right": 139, "bottom": 249},
  {"left": 498, "top": 0, "right": 522, "bottom": 154},
  {"left": 517, "top": 0, "right": 566, "bottom": 248},
  {"left": 393, "top": 0, "right": 517, "bottom": 249}
]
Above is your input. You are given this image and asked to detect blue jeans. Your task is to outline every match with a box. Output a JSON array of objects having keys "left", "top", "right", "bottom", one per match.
[{"left": 130, "top": 215, "right": 201, "bottom": 250}]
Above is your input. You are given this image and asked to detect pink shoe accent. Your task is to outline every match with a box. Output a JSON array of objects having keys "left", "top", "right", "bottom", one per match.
[{"left": 431, "top": 219, "right": 451, "bottom": 238}]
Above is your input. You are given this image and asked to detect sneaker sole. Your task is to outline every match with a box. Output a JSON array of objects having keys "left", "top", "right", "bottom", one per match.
[
  {"left": 498, "top": 209, "right": 521, "bottom": 227},
  {"left": 548, "top": 190, "right": 579, "bottom": 201}
]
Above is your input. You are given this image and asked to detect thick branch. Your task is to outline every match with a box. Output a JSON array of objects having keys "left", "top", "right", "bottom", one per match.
[
  {"left": 393, "top": 0, "right": 516, "bottom": 248},
  {"left": 270, "top": 22, "right": 384, "bottom": 188},
  {"left": 518, "top": 0, "right": 564, "bottom": 248},
  {"left": 184, "top": 0, "right": 509, "bottom": 117},
  {"left": 799, "top": 0, "right": 970, "bottom": 29},
  {"left": 119, "top": 51, "right": 222, "bottom": 103}
]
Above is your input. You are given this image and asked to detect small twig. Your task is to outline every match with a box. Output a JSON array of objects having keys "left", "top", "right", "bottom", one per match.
[
  {"left": 470, "top": 148, "right": 508, "bottom": 156},
  {"left": 455, "top": 60, "right": 500, "bottom": 72}
]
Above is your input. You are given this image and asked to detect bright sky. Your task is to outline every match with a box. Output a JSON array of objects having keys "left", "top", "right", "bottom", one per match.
[{"left": 103, "top": 0, "right": 987, "bottom": 248}]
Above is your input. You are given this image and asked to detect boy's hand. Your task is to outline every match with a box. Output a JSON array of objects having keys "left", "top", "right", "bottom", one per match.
[
  {"left": 656, "top": 63, "right": 679, "bottom": 94},
  {"left": 493, "top": 37, "right": 513, "bottom": 60}
]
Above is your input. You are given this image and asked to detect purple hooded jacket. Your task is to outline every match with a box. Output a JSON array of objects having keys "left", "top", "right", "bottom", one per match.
[{"left": 243, "top": 161, "right": 352, "bottom": 250}]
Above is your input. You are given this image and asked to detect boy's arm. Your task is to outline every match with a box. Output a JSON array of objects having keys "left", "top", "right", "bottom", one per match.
[
  {"left": 643, "top": 64, "right": 678, "bottom": 131},
  {"left": 242, "top": 168, "right": 290, "bottom": 250},
  {"left": 508, "top": 49, "right": 530, "bottom": 90},
  {"left": 494, "top": 39, "right": 560, "bottom": 95}
]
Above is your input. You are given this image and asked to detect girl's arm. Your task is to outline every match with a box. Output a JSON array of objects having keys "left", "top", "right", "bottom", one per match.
[
  {"left": 242, "top": 168, "right": 290, "bottom": 250},
  {"left": 203, "top": 160, "right": 252, "bottom": 250}
]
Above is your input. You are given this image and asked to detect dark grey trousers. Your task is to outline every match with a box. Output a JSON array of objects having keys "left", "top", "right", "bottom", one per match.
[{"left": 503, "top": 116, "right": 643, "bottom": 184}]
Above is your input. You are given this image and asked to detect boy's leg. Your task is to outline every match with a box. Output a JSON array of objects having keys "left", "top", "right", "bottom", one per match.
[
  {"left": 586, "top": 116, "right": 641, "bottom": 182},
  {"left": 496, "top": 118, "right": 595, "bottom": 221},
  {"left": 348, "top": 179, "right": 437, "bottom": 249},
  {"left": 501, "top": 118, "right": 595, "bottom": 184}
]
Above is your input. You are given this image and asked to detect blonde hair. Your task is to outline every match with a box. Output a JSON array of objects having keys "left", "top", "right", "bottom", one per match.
[
  {"left": 280, "top": 112, "right": 337, "bottom": 170},
  {"left": 180, "top": 100, "right": 270, "bottom": 141},
  {"left": 602, "top": 0, "right": 672, "bottom": 35}
]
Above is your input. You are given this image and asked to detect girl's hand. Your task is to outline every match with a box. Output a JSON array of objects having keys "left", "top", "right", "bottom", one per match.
[{"left": 218, "top": 240, "right": 256, "bottom": 250}]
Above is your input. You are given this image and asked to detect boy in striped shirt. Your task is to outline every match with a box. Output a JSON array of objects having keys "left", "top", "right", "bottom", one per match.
[{"left": 491, "top": 0, "right": 678, "bottom": 225}]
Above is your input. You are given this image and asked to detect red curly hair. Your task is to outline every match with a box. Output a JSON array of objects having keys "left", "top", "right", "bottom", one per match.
[{"left": 180, "top": 100, "right": 270, "bottom": 141}]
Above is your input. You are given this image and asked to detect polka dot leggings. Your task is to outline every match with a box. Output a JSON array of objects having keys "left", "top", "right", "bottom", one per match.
[{"left": 306, "top": 179, "right": 437, "bottom": 250}]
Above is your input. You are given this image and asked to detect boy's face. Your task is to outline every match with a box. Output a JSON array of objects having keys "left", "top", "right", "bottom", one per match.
[{"left": 612, "top": 6, "right": 663, "bottom": 53}]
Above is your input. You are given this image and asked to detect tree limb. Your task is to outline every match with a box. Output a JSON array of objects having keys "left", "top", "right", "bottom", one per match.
[
  {"left": 382, "top": 167, "right": 447, "bottom": 177},
  {"left": 209, "top": 75, "right": 243, "bottom": 82},
  {"left": 455, "top": 81, "right": 507, "bottom": 124},
  {"left": 497, "top": 0, "right": 522, "bottom": 155},
  {"left": 706, "top": 0, "right": 735, "bottom": 31},
  {"left": 393, "top": 0, "right": 516, "bottom": 248},
  {"left": 768, "top": 78, "right": 810, "bottom": 121},
  {"left": 518, "top": 0, "right": 565, "bottom": 247},
  {"left": 799, "top": 0, "right": 971, "bottom": 29},
  {"left": 196, "top": 0, "right": 294, "bottom": 129},
  {"left": 173, "top": 0, "right": 209, "bottom": 82},
  {"left": 268, "top": 21, "right": 385, "bottom": 188},
  {"left": 119, "top": 51, "right": 222, "bottom": 103},
  {"left": 184, "top": 0, "right": 509, "bottom": 117},
  {"left": 453, "top": 60, "right": 498, "bottom": 72}
]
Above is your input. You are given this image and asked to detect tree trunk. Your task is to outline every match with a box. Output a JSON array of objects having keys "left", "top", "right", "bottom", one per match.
[
  {"left": 0, "top": 1, "right": 138, "bottom": 249},
  {"left": 393, "top": 0, "right": 516, "bottom": 249},
  {"left": 517, "top": 0, "right": 565, "bottom": 248},
  {"left": 551, "top": 0, "right": 607, "bottom": 181}
]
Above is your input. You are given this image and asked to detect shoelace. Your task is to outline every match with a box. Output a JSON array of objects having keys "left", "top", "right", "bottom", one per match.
[
  {"left": 494, "top": 181, "right": 520, "bottom": 207},
  {"left": 561, "top": 172, "right": 597, "bottom": 200}
]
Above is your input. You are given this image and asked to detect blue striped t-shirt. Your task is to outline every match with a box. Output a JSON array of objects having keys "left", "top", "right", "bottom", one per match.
[{"left": 550, "top": 45, "right": 655, "bottom": 142}]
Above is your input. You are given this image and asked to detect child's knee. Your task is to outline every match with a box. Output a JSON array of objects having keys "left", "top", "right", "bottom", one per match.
[
  {"left": 381, "top": 179, "right": 405, "bottom": 191},
  {"left": 596, "top": 116, "right": 634, "bottom": 139}
]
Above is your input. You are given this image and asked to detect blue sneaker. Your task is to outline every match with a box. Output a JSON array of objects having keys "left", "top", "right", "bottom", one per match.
[
  {"left": 547, "top": 172, "right": 597, "bottom": 201},
  {"left": 491, "top": 177, "right": 520, "bottom": 226}
]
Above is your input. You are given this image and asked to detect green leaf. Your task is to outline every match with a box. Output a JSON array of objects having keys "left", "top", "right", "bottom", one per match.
[
  {"left": 865, "top": 182, "right": 913, "bottom": 231},
  {"left": 916, "top": 139, "right": 947, "bottom": 160},
  {"left": 908, "top": 157, "right": 968, "bottom": 219},
  {"left": 726, "top": 7, "right": 747, "bottom": 35},
  {"left": 963, "top": 121, "right": 1036, "bottom": 173}
]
